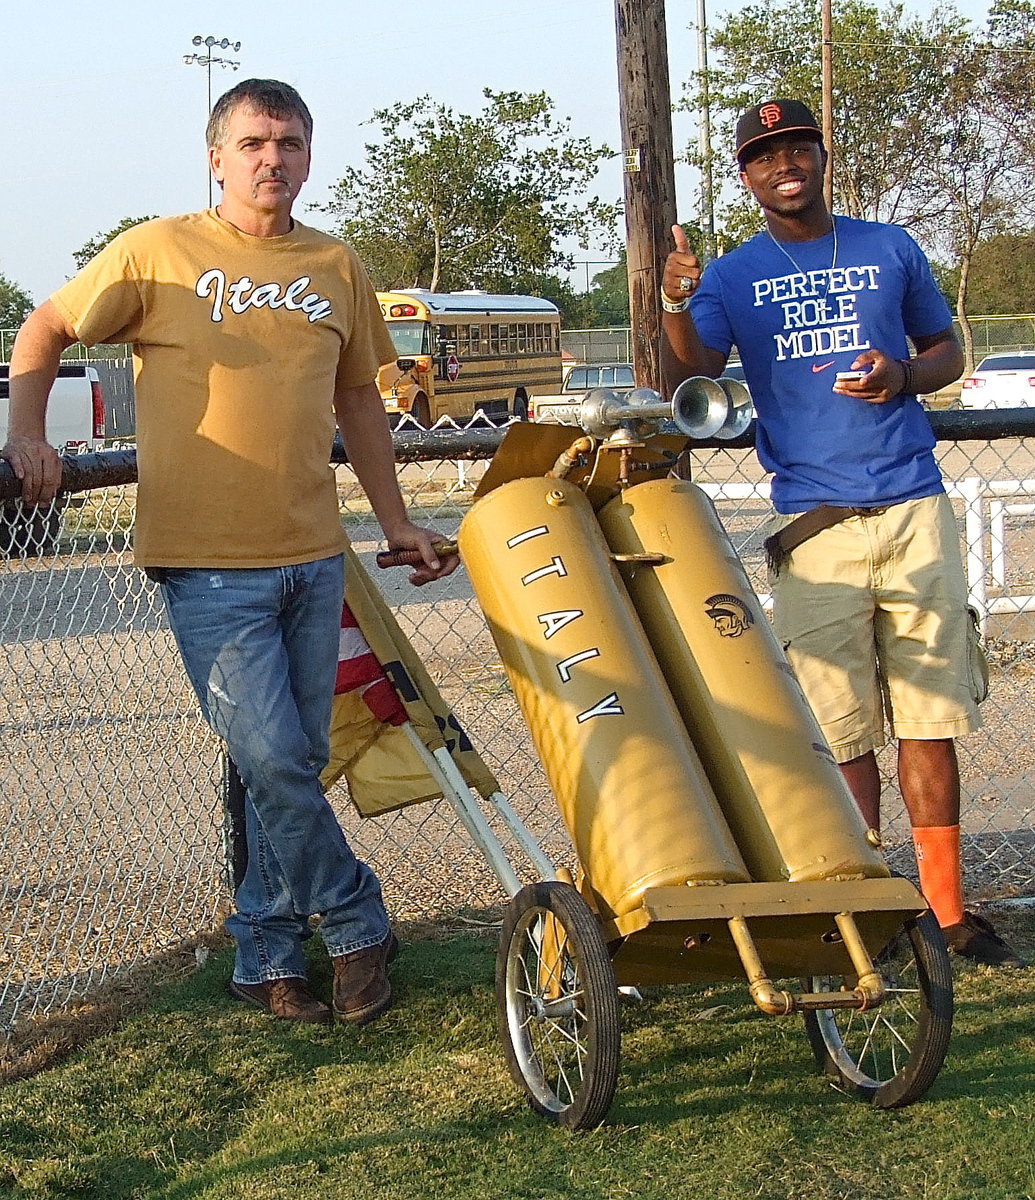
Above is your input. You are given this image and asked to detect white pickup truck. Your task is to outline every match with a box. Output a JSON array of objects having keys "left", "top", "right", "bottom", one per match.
[
  {"left": 0, "top": 362, "right": 106, "bottom": 453},
  {"left": 0, "top": 362, "right": 106, "bottom": 553},
  {"left": 530, "top": 362, "right": 636, "bottom": 423}
]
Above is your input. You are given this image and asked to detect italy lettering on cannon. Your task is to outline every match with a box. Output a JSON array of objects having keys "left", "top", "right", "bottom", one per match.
[{"left": 508, "top": 522, "right": 625, "bottom": 722}]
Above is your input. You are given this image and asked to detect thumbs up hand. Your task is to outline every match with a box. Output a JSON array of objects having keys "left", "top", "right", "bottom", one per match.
[{"left": 662, "top": 224, "right": 702, "bottom": 304}]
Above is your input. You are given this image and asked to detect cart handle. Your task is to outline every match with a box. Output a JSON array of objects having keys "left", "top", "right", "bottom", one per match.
[{"left": 376, "top": 541, "right": 459, "bottom": 569}]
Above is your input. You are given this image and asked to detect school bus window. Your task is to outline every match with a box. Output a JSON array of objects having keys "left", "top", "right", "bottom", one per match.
[
  {"left": 385, "top": 319, "right": 429, "bottom": 356},
  {"left": 516, "top": 323, "right": 529, "bottom": 352},
  {"left": 469, "top": 324, "right": 483, "bottom": 354}
]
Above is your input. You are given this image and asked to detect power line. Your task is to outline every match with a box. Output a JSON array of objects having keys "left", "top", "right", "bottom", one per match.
[{"left": 831, "top": 38, "right": 1035, "bottom": 54}]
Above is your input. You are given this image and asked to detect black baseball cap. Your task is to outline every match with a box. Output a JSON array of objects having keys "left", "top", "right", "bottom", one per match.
[{"left": 735, "top": 99, "right": 823, "bottom": 163}]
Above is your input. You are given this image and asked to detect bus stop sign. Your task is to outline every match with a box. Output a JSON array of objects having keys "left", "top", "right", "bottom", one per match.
[{"left": 446, "top": 354, "right": 461, "bottom": 382}]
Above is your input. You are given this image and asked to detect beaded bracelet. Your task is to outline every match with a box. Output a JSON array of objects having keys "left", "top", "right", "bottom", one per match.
[{"left": 897, "top": 358, "right": 917, "bottom": 395}]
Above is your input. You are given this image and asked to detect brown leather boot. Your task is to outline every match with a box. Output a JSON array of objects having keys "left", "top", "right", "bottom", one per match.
[
  {"left": 228, "top": 977, "right": 333, "bottom": 1025},
  {"left": 332, "top": 933, "right": 398, "bottom": 1025}
]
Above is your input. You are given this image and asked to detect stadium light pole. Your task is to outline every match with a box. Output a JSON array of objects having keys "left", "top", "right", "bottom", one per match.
[{"left": 182, "top": 35, "right": 242, "bottom": 206}]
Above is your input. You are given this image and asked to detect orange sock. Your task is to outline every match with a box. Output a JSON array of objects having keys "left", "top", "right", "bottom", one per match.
[{"left": 912, "top": 824, "right": 965, "bottom": 928}]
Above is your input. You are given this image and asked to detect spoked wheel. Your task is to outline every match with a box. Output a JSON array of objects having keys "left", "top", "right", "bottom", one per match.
[
  {"left": 496, "top": 881, "right": 620, "bottom": 1129},
  {"left": 802, "top": 909, "right": 953, "bottom": 1108}
]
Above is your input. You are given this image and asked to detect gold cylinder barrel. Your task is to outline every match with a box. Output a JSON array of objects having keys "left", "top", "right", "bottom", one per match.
[
  {"left": 459, "top": 475, "right": 750, "bottom": 918},
  {"left": 597, "top": 478, "right": 887, "bottom": 884}
]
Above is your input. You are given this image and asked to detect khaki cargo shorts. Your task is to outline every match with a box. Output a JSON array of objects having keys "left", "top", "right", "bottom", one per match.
[{"left": 767, "top": 493, "right": 984, "bottom": 763}]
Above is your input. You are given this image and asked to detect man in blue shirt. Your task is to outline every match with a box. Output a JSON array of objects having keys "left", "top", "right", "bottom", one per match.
[{"left": 661, "top": 98, "right": 1022, "bottom": 967}]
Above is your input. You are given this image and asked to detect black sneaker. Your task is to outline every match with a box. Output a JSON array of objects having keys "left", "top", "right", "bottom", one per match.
[{"left": 942, "top": 911, "right": 1026, "bottom": 968}]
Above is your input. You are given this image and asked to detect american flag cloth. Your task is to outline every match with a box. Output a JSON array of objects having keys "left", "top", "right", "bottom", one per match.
[
  {"left": 335, "top": 602, "right": 407, "bottom": 726},
  {"left": 321, "top": 544, "right": 498, "bottom": 817}
]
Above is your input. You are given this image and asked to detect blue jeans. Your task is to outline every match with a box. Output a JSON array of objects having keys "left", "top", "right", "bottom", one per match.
[{"left": 157, "top": 555, "right": 389, "bottom": 983}]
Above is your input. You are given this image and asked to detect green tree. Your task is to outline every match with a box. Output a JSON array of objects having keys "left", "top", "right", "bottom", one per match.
[
  {"left": 313, "top": 90, "right": 620, "bottom": 293},
  {"left": 934, "top": 231, "right": 1035, "bottom": 316},
  {"left": 680, "top": 0, "right": 1035, "bottom": 364},
  {"left": 0, "top": 271, "right": 33, "bottom": 328},
  {"left": 583, "top": 253, "right": 630, "bottom": 327},
  {"left": 511, "top": 272, "right": 586, "bottom": 327},
  {"left": 894, "top": 1, "right": 1035, "bottom": 364},
  {"left": 682, "top": 0, "right": 969, "bottom": 234},
  {"left": 72, "top": 215, "right": 159, "bottom": 271}
]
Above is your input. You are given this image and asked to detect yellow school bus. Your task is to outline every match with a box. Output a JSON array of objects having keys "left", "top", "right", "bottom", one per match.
[{"left": 376, "top": 290, "right": 563, "bottom": 424}]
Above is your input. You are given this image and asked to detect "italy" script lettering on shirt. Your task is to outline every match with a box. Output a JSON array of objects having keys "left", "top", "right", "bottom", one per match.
[{"left": 194, "top": 269, "right": 333, "bottom": 324}]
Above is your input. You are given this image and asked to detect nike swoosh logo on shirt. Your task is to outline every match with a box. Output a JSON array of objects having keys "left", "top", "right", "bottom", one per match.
[{"left": 811, "top": 361, "right": 836, "bottom": 373}]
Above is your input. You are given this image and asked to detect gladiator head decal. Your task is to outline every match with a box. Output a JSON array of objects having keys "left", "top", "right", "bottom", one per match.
[{"left": 704, "top": 592, "right": 755, "bottom": 638}]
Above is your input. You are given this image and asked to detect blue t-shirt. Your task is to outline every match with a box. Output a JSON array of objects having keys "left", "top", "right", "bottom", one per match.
[{"left": 690, "top": 217, "right": 952, "bottom": 512}]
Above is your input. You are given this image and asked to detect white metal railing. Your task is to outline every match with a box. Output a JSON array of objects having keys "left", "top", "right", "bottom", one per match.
[{"left": 948, "top": 478, "right": 1035, "bottom": 631}]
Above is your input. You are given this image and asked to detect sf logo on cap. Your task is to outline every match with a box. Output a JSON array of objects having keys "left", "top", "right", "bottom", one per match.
[{"left": 759, "top": 103, "right": 783, "bottom": 128}]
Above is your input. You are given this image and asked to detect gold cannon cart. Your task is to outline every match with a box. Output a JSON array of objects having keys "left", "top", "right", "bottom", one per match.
[{"left": 381, "top": 381, "right": 953, "bottom": 1130}]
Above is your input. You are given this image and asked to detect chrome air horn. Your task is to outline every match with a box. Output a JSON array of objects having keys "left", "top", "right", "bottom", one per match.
[
  {"left": 564, "top": 377, "right": 753, "bottom": 439},
  {"left": 712, "top": 376, "right": 754, "bottom": 440},
  {"left": 670, "top": 377, "right": 736, "bottom": 438}
]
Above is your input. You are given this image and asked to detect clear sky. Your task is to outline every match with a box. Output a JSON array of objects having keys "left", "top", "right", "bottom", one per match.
[{"left": 4, "top": 0, "right": 990, "bottom": 307}]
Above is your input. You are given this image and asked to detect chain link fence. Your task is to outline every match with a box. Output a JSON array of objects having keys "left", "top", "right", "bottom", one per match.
[
  {"left": 2, "top": 414, "right": 1034, "bottom": 1053},
  {"left": 958, "top": 315, "right": 1035, "bottom": 358},
  {"left": 560, "top": 315, "right": 1035, "bottom": 367}
]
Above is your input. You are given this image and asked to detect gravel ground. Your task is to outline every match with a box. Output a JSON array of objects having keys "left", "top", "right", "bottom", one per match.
[{"left": 2, "top": 449, "right": 1034, "bottom": 1045}]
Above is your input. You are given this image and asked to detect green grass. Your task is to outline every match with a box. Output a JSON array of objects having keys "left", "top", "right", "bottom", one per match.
[{"left": 1, "top": 913, "right": 1033, "bottom": 1200}]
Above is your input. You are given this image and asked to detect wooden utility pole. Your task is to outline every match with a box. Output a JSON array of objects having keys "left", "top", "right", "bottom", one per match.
[
  {"left": 615, "top": 0, "right": 678, "bottom": 393},
  {"left": 821, "top": 0, "right": 834, "bottom": 208}
]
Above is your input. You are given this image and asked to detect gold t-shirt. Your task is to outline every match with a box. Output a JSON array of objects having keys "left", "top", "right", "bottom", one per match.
[{"left": 51, "top": 211, "right": 396, "bottom": 567}]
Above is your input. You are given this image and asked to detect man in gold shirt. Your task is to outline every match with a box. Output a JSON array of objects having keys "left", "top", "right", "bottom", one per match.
[{"left": 2, "top": 79, "right": 457, "bottom": 1026}]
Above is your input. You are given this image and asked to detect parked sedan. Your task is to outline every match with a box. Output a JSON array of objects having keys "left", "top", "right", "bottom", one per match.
[{"left": 960, "top": 351, "right": 1035, "bottom": 409}]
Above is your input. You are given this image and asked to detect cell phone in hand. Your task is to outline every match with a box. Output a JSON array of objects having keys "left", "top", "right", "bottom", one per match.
[{"left": 835, "top": 369, "right": 870, "bottom": 381}]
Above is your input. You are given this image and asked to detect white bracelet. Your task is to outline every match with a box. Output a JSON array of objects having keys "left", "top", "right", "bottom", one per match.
[{"left": 661, "top": 293, "right": 690, "bottom": 313}]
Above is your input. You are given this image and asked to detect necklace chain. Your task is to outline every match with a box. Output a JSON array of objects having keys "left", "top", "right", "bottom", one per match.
[{"left": 767, "top": 219, "right": 838, "bottom": 285}]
